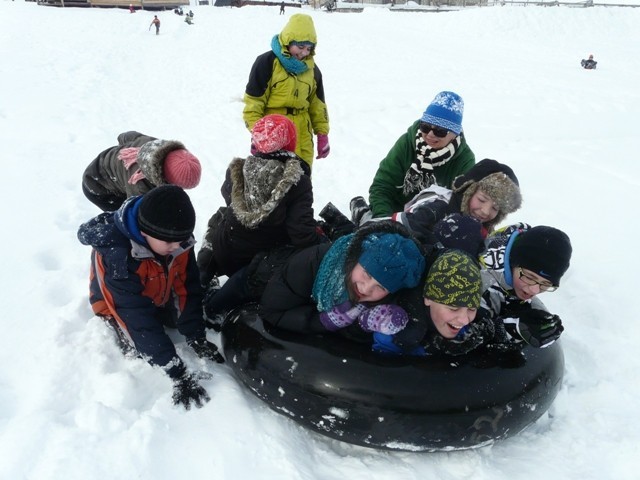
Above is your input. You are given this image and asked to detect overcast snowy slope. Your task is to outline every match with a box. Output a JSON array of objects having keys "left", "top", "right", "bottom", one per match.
[{"left": 0, "top": 2, "right": 639, "bottom": 479}]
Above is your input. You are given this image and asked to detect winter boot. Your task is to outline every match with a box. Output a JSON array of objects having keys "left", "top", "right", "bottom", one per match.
[{"left": 350, "top": 196, "right": 373, "bottom": 226}]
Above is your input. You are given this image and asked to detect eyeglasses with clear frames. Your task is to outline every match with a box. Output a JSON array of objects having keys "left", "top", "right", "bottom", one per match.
[{"left": 517, "top": 267, "right": 558, "bottom": 292}]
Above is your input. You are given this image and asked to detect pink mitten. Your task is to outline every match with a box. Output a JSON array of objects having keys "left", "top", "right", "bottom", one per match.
[{"left": 316, "top": 134, "right": 330, "bottom": 159}]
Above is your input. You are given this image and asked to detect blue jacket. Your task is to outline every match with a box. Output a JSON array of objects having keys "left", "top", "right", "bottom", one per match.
[{"left": 77, "top": 196, "right": 205, "bottom": 377}]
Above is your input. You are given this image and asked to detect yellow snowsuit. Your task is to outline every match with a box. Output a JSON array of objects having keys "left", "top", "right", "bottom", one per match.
[{"left": 243, "top": 14, "right": 330, "bottom": 167}]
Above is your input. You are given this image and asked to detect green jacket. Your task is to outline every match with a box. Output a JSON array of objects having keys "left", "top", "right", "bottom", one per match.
[
  {"left": 368, "top": 120, "right": 475, "bottom": 217},
  {"left": 243, "top": 14, "right": 329, "bottom": 166}
]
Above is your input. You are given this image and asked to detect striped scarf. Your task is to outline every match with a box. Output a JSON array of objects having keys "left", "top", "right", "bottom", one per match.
[{"left": 402, "top": 131, "right": 462, "bottom": 196}]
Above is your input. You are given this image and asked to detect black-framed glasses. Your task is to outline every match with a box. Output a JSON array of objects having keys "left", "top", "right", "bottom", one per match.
[
  {"left": 517, "top": 267, "right": 558, "bottom": 292},
  {"left": 419, "top": 122, "right": 449, "bottom": 138}
]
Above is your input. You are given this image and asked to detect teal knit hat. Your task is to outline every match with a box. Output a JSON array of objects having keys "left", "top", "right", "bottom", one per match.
[{"left": 358, "top": 233, "right": 425, "bottom": 293}]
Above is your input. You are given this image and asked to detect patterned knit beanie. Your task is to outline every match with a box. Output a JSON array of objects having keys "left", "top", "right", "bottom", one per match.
[
  {"left": 420, "top": 91, "right": 464, "bottom": 135},
  {"left": 424, "top": 250, "right": 482, "bottom": 308},
  {"left": 358, "top": 233, "right": 425, "bottom": 293},
  {"left": 252, "top": 114, "right": 297, "bottom": 154},
  {"left": 137, "top": 185, "right": 196, "bottom": 242},
  {"left": 163, "top": 149, "right": 202, "bottom": 189},
  {"left": 509, "top": 226, "right": 572, "bottom": 286}
]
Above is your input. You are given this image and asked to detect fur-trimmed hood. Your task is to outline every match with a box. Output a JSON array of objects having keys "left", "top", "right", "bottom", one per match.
[
  {"left": 136, "top": 139, "right": 186, "bottom": 186},
  {"left": 451, "top": 158, "right": 522, "bottom": 232},
  {"left": 229, "top": 153, "right": 304, "bottom": 228}
]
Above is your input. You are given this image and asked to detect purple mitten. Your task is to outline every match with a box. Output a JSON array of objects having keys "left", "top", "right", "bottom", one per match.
[
  {"left": 358, "top": 304, "right": 409, "bottom": 335},
  {"left": 250, "top": 143, "right": 258, "bottom": 156},
  {"left": 316, "top": 134, "right": 330, "bottom": 159},
  {"left": 319, "top": 301, "right": 368, "bottom": 331}
]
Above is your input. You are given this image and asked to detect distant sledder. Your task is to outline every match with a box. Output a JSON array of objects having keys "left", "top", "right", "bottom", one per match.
[{"left": 581, "top": 54, "right": 597, "bottom": 70}]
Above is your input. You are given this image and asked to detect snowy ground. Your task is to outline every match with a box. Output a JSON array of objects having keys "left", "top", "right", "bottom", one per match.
[{"left": 0, "top": 1, "right": 638, "bottom": 479}]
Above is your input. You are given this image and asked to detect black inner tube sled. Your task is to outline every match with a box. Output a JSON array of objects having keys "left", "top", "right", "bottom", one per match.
[{"left": 221, "top": 304, "right": 564, "bottom": 452}]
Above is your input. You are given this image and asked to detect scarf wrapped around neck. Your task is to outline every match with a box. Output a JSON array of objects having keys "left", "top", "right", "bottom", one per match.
[
  {"left": 271, "top": 34, "right": 309, "bottom": 75},
  {"left": 402, "top": 131, "right": 462, "bottom": 196},
  {"left": 312, "top": 234, "right": 354, "bottom": 312}
]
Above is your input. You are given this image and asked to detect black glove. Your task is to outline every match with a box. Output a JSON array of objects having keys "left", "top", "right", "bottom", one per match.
[
  {"left": 188, "top": 338, "right": 225, "bottom": 363},
  {"left": 419, "top": 311, "right": 496, "bottom": 356},
  {"left": 503, "top": 309, "right": 564, "bottom": 348},
  {"left": 172, "top": 371, "right": 210, "bottom": 410}
]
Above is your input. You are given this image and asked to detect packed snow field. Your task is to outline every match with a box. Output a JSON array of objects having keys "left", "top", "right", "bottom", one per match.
[{"left": 1, "top": 1, "right": 638, "bottom": 479}]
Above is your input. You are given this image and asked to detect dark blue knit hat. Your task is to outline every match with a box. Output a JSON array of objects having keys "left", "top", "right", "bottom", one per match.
[
  {"left": 433, "top": 214, "right": 485, "bottom": 257},
  {"left": 421, "top": 91, "right": 464, "bottom": 135},
  {"left": 358, "top": 233, "right": 425, "bottom": 293}
]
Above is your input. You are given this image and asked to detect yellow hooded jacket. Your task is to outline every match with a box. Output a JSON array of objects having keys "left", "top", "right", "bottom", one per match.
[{"left": 243, "top": 14, "right": 330, "bottom": 166}]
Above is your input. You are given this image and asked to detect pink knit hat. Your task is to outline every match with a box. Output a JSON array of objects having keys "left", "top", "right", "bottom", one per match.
[
  {"left": 163, "top": 149, "right": 201, "bottom": 189},
  {"left": 251, "top": 114, "right": 297, "bottom": 154}
]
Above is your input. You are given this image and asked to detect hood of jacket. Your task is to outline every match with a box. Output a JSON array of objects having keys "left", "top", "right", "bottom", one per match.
[
  {"left": 451, "top": 159, "right": 522, "bottom": 232},
  {"left": 278, "top": 13, "right": 317, "bottom": 52},
  {"left": 136, "top": 139, "right": 186, "bottom": 186},
  {"left": 77, "top": 196, "right": 144, "bottom": 248},
  {"left": 229, "top": 153, "right": 304, "bottom": 228}
]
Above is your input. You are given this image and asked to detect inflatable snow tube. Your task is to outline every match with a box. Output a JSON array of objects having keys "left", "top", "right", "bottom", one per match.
[{"left": 221, "top": 305, "right": 564, "bottom": 452}]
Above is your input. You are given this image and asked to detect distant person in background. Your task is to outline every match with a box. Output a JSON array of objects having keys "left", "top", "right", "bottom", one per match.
[
  {"left": 185, "top": 15, "right": 193, "bottom": 25},
  {"left": 581, "top": 54, "right": 597, "bottom": 70},
  {"left": 280, "top": 1, "right": 285, "bottom": 14},
  {"left": 129, "top": 3, "right": 135, "bottom": 13},
  {"left": 243, "top": 14, "right": 330, "bottom": 168},
  {"left": 150, "top": 15, "right": 161, "bottom": 35},
  {"left": 82, "top": 131, "right": 201, "bottom": 211}
]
